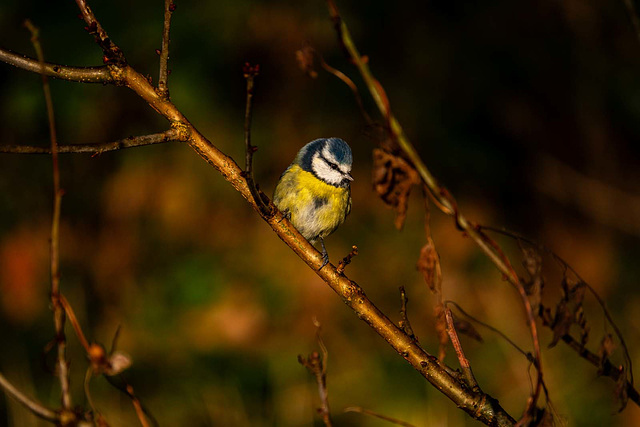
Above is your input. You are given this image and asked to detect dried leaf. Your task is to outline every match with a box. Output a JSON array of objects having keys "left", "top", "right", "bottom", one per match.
[
  {"left": 105, "top": 351, "right": 132, "bottom": 376},
  {"left": 615, "top": 369, "right": 629, "bottom": 412},
  {"left": 434, "top": 303, "right": 447, "bottom": 362},
  {"left": 549, "top": 277, "right": 587, "bottom": 348},
  {"left": 521, "top": 246, "right": 544, "bottom": 314},
  {"left": 452, "top": 314, "right": 484, "bottom": 343},
  {"left": 416, "top": 240, "right": 441, "bottom": 293},
  {"left": 295, "top": 45, "right": 318, "bottom": 78},
  {"left": 372, "top": 148, "right": 420, "bottom": 229},
  {"left": 598, "top": 334, "right": 616, "bottom": 373}
]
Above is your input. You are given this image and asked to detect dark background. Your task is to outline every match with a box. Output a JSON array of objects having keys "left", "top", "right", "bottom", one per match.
[{"left": 0, "top": 0, "right": 639, "bottom": 425}]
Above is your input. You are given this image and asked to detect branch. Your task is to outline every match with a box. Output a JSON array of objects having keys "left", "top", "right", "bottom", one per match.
[
  {"left": 242, "top": 63, "right": 269, "bottom": 215},
  {"left": 157, "top": 0, "right": 175, "bottom": 98},
  {"left": 0, "top": 47, "right": 114, "bottom": 83},
  {"left": 74, "top": 0, "right": 125, "bottom": 64},
  {"left": 299, "top": 321, "right": 332, "bottom": 427},
  {"left": 445, "top": 308, "right": 479, "bottom": 390},
  {"left": 0, "top": 372, "right": 59, "bottom": 423},
  {"left": 0, "top": 129, "right": 183, "bottom": 154},
  {"left": 24, "top": 19, "right": 73, "bottom": 413}
]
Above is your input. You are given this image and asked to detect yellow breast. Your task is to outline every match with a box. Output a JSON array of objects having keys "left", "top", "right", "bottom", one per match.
[{"left": 273, "top": 165, "right": 351, "bottom": 242}]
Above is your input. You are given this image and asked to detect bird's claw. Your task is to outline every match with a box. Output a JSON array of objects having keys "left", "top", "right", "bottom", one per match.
[
  {"left": 278, "top": 209, "right": 291, "bottom": 223},
  {"left": 318, "top": 237, "right": 329, "bottom": 270}
]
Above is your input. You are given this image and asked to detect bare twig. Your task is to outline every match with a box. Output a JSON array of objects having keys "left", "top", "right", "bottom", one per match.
[
  {"left": 0, "top": 129, "right": 182, "bottom": 154},
  {"left": 299, "top": 320, "right": 333, "bottom": 427},
  {"left": 336, "top": 245, "right": 358, "bottom": 274},
  {"left": 445, "top": 308, "right": 479, "bottom": 390},
  {"left": 446, "top": 301, "right": 535, "bottom": 363},
  {"left": 24, "top": 19, "right": 73, "bottom": 413},
  {"left": 74, "top": 0, "right": 125, "bottom": 64},
  {"left": 344, "top": 406, "right": 416, "bottom": 427},
  {"left": 398, "top": 286, "right": 416, "bottom": 340},
  {"left": 157, "top": 0, "right": 175, "bottom": 98},
  {"left": 0, "top": 372, "right": 59, "bottom": 423},
  {"left": 126, "top": 384, "right": 151, "bottom": 427},
  {"left": 242, "top": 63, "right": 269, "bottom": 215}
]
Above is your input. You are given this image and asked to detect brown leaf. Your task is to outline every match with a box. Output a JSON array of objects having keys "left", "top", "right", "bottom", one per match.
[
  {"left": 416, "top": 240, "right": 441, "bottom": 293},
  {"left": 598, "top": 334, "right": 616, "bottom": 372},
  {"left": 452, "top": 314, "right": 484, "bottom": 343},
  {"left": 549, "top": 277, "right": 587, "bottom": 348},
  {"left": 295, "top": 45, "right": 318, "bottom": 79},
  {"left": 372, "top": 148, "right": 420, "bottom": 230},
  {"left": 434, "top": 303, "right": 447, "bottom": 362},
  {"left": 521, "top": 246, "right": 544, "bottom": 315},
  {"left": 615, "top": 369, "right": 629, "bottom": 412}
]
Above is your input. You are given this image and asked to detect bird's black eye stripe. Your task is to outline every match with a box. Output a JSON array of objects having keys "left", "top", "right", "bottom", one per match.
[{"left": 321, "top": 155, "right": 339, "bottom": 170}]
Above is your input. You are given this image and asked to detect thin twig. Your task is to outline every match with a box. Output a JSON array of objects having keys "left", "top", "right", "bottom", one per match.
[
  {"left": 0, "top": 129, "right": 182, "bottom": 154},
  {"left": 74, "top": 0, "right": 125, "bottom": 64},
  {"left": 336, "top": 245, "right": 358, "bottom": 274},
  {"left": 0, "top": 372, "right": 59, "bottom": 423},
  {"left": 243, "top": 63, "right": 269, "bottom": 215},
  {"left": 398, "top": 286, "right": 416, "bottom": 340},
  {"left": 445, "top": 301, "right": 534, "bottom": 363},
  {"left": 445, "top": 308, "right": 479, "bottom": 390},
  {"left": 157, "top": 0, "right": 175, "bottom": 98},
  {"left": 298, "top": 320, "right": 333, "bottom": 427},
  {"left": 58, "top": 294, "right": 91, "bottom": 353},
  {"left": 344, "top": 406, "right": 416, "bottom": 427},
  {"left": 126, "top": 385, "right": 151, "bottom": 427},
  {"left": 24, "top": 19, "right": 73, "bottom": 412}
]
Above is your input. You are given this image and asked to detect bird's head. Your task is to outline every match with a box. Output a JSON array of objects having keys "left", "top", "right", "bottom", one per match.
[{"left": 296, "top": 137, "right": 353, "bottom": 188}]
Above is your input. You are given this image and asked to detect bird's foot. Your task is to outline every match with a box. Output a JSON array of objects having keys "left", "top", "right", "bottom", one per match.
[
  {"left": 319, "top": 237, "right": 329, "bottom": 270},
  {"left": 278, "top": 209, "right": 291, "bottom": 223}
]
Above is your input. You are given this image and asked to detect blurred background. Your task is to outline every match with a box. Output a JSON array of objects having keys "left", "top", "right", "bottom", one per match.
[{"left": 1, "top": 0, "right": 640, "bottom": 425}]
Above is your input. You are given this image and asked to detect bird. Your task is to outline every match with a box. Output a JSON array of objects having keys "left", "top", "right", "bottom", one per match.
[{"left": 273, "top": 137, "right": 353, "bottom": 269}]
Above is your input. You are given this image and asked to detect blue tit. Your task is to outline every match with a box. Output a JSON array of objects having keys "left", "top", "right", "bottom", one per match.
[{"left": 273, "top": 137, "right": 353, "bottom": 268}]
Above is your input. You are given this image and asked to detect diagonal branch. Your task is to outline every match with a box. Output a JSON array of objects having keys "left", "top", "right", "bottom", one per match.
[{"left": 0, "top": 129, "right": 183, "bottom": 154}]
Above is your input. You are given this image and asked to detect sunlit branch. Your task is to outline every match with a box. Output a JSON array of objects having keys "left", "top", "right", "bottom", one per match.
[
  {"left": 0, "top": 47, "right": 114, "bottom": 83},
  {"left": 0, "top": 129, "right": 182, "bottom": 154},
  {"left": 158, "top": 0, "right": 175, "bottom": 98}
]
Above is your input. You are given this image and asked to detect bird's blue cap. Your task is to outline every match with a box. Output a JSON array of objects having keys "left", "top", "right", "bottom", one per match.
[{"left": 297, "top": 137, "right": 352, "bottom": 171}]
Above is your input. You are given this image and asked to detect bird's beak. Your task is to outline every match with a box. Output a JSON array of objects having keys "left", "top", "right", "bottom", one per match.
[{"left": 345, "top": 172, "right": 354, "bottom": 181}]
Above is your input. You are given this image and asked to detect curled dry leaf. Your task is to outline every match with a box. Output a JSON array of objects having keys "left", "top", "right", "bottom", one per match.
[
  {"left": 598, "top": 333, "right": 616, "bottom": 374},
  {"left": 521, "top": 246, "right": 544, "bottom": 315},
  {"left": 452, "top": 314, "right": 484, "bottom": 343},
  {"left": 416, "top": 239, "right": 441, "bottom": 293},
  {"left": 372, "top": 148, "right": 420, "bottom": 230},
  {"left": 549, "top": 277, "right": 587, "bottom": 348},
  {"left": 295, "top": 45, "right": 318, "bottom": 79}
]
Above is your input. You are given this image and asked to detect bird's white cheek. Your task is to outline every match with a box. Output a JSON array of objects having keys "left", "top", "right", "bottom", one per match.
[{"left": 312, "top": 157, "right": 342, "bottom": 185}]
